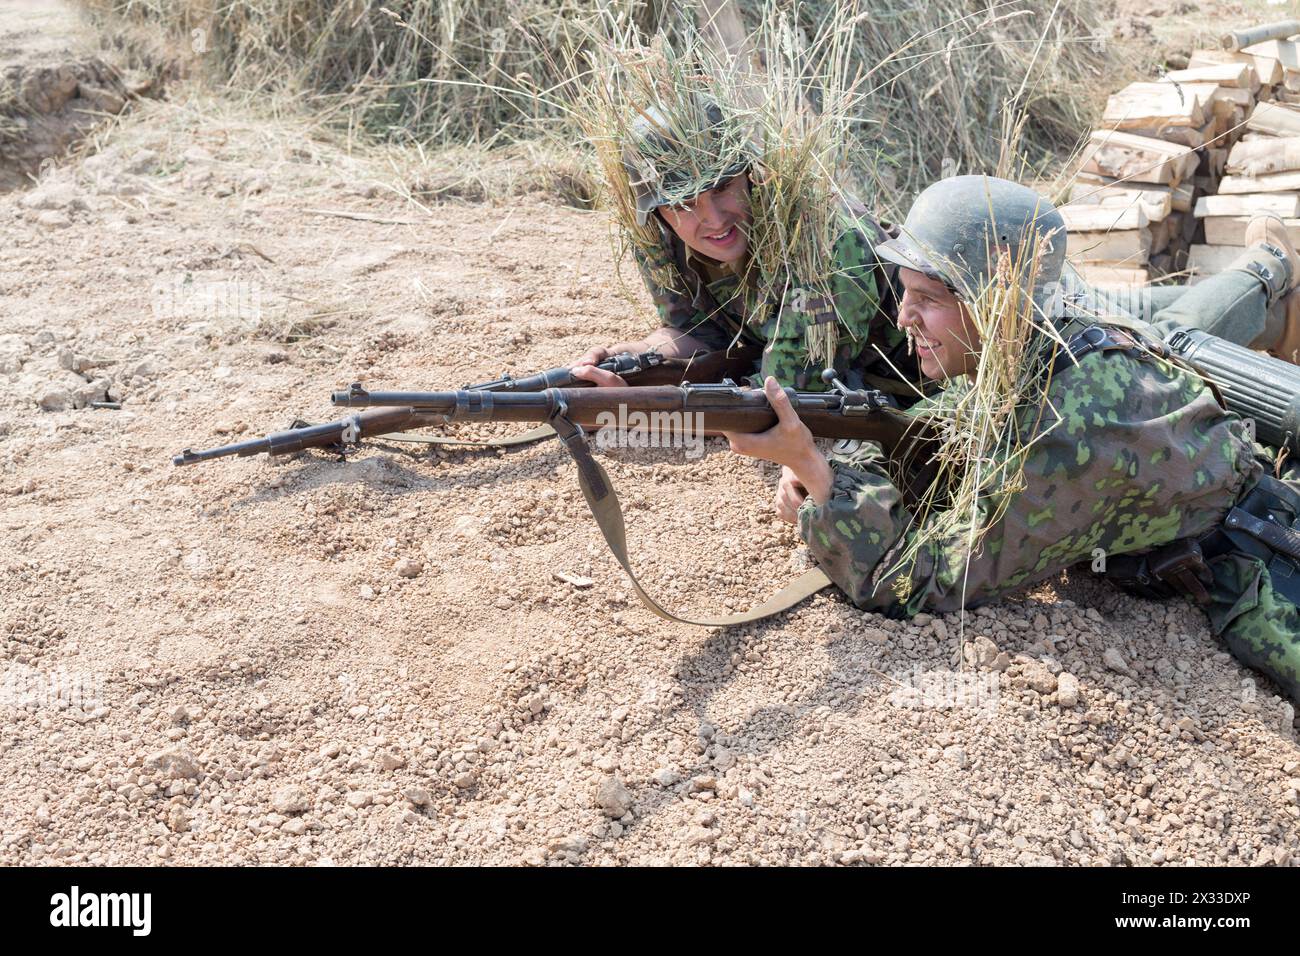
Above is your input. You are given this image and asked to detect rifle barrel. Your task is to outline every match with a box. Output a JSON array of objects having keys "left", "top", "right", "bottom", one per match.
[
  {"left": 172, "top": 407, "right": 440, "bottom": 466},
  {"left": 172, "top": 419, "right": 355, "bottom": 466},
  {"left": 464, "top": 352, "right": 668, "bottom": 391}
]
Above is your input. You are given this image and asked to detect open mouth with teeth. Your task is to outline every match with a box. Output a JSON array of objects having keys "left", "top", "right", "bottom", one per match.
[
  {"left": 909, "top": 330, "right": 941, "bottom": 354},
  {"left": 705, "top": 225, "right": 739, "bottom": 244}
]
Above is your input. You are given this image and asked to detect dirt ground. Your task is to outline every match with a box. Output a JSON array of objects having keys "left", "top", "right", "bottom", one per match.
[{"left": 1, "top": 3, "right": 1297, "bottom": 867}]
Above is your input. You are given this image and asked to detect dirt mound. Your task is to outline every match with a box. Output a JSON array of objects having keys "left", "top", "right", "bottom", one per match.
[{"left": 0, "top": 0, "right": 163, "bottom": 191}]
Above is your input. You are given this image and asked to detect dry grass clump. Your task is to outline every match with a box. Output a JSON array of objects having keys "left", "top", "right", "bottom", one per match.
[
  {"left": 383, "top": 139, "right": 599, "bottom": 207},
  {"left": 0, "top": 76, "right": 30, "bottom": 153},
  {"left": 568, "top": 3, "right": 879, "bottom": 365},
  {"left": 75, "top": 1, "right": 1128, "bottom": 214},
  {"left": 787, "top": 0, "right": 1124, "bottom": 206},
  {"left": 74, "top": 0, "right": 651, "bottom": 147},
  {"left": 742, "top": 7, "right": 874, "bottom": 363}
]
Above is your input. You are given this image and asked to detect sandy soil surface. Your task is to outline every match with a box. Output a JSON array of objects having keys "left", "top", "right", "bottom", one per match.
[{"left": 0, "top": 4, "right": 1297, "bottom": 867}]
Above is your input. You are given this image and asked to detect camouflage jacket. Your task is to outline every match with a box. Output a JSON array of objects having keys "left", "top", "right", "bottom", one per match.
[
  {"left": 798, "top": 325, "right": 1260, "bottom": 615},
  {"left": 633, "top": 204, "right": 918, "bottom": 392}
]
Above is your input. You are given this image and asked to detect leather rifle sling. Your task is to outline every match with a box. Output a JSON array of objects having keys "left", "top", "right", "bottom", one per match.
[{"left": 549, "top": 412, "right": 833, "bottom": 627}]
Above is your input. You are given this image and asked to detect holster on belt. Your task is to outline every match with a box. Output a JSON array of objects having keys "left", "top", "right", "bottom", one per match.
[
  {"left": 1105, "top": 538, "right": 1213, "bottom": 605},
  {"left": 1106, "top": 475, "right": 1300, "bottom": 606}
]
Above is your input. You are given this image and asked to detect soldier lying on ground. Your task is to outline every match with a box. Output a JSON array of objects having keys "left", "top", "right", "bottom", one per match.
[{"left": 722, "top": 175, "right": 1300, "bottom": 703}]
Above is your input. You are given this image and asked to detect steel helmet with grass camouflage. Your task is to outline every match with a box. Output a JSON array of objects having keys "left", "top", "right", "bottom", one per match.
[
  {"left": 622, "top": 99, "right": 757, "bottom": 227},
  {"left": 875, "top": 175, "right": 1066, "bottom": 307}
]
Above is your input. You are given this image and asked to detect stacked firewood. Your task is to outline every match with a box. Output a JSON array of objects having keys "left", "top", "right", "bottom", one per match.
[{"left": 1063, "top": 20, "right": 1300, "bottom": 289}]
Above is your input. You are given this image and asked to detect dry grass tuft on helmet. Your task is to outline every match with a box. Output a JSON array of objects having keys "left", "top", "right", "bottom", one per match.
[
  {"left": 884, "top": 217, "right": 1070, "bottom": 614},
  {"left": 568, "top": 2, "right": 881, "bottom": 367}
]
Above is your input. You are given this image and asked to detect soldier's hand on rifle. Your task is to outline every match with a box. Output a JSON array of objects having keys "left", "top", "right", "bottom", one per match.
[
  {"left": 573, "top": 345, "right": 612, "bottom": 367},
  {"left": 570, "top": 346, "right": 630, "bottom": 387},
  {"left": 723, "top": 377, "right": 833, "bottom": 508},
  {"left": 774, "top": 466, "right": 808, "bottom": 524},
  {"left": 571, "top": 328, "right": 717, "bottom": 386}
]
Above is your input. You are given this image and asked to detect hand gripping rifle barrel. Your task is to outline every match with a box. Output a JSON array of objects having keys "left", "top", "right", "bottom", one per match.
[
  {"left": 465, "top": 352, "right": 664, "bottom": 391},
  {"left": 462, "top": 346, "right": 761, "bottom": 390}
]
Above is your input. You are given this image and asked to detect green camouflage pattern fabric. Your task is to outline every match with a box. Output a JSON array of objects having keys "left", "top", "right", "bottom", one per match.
[
  {"left": 1207, "top": 549, "right": 1300, "bottom": 701},
  {"left": 632, "top": 208, "right": 915, "bottom": 391},
  {"left": 798, "top": 337, "right": 1300, "bottom": 702},
  {"left": 1200, "top": 451, "right": 1300, "bottom": 702}
]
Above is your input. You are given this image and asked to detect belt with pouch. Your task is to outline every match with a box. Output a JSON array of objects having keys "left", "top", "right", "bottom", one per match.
[{"left": 1106, "top": 475, "right": 1300, "bottom": 605}]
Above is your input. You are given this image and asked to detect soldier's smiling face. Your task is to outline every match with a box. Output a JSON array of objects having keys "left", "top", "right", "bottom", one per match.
[
  {"left": 656, "top": 173, "right": 752, "bottom": 265},
  {"left": 897, "top": 268, "right": 982, "bottom": 380}
]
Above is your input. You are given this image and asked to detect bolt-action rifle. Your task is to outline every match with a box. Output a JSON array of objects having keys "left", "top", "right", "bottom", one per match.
[
  {"left": 172, "top": 346, "right": 761, "bottom": 466},
  {"left": 172, "top": 365, "right": 936, "bottom": 626},
  {"left": 328, "top": 377, "right": 931, "bottom": 490}
]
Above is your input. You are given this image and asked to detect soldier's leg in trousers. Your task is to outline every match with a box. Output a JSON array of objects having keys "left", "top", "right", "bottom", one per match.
[
  {"left": 1087, "top": 278, "right": 1258, "bottom": 341},
  {"left": 1213, "top": 560, "right": 1300, "bottom": 705},
  {"left": 1150, "top": 238, "right": 1299, "bottom": 348},
  {"left": 1148, "top": 268, "right": 1272, "bottom": 345},
  {"left": 1144, "top": 286, "right": 1188, "bottom": 321},
  {"left": 1058, "top": 264, "right": 1184, "bottom": 327}
]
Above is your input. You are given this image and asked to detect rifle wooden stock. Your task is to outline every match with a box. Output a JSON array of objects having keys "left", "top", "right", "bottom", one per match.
[{"left": 172, "top": 406, "right": 444, "bottom": 465}]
